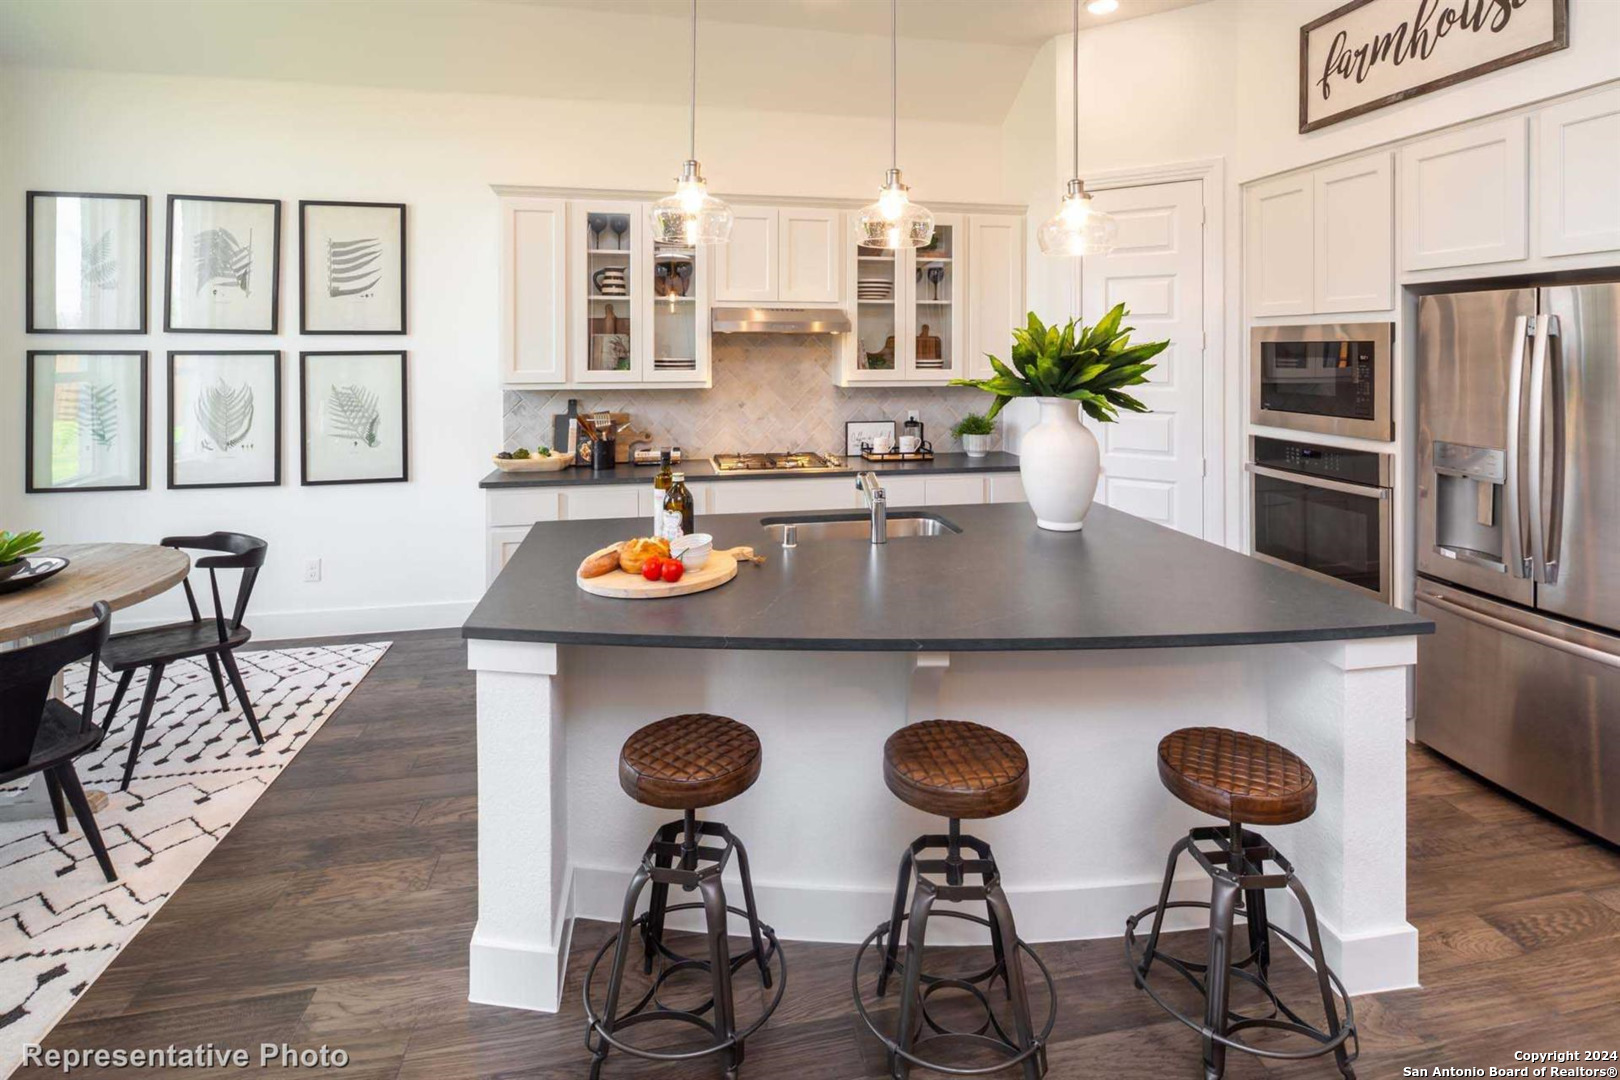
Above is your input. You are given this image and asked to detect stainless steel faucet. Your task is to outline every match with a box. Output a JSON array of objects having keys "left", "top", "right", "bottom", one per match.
[{"left": 857, "top": 472, "right": 887, "bottom": 544}]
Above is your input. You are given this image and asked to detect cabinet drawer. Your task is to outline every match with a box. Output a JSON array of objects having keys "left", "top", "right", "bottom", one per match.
[
  {"left": 560, "top": 486, "right": 641, "bottom": 520},
  {"left": 882, "top": 477, "right": 927, "bottom": 508},
  {"left": 987, "top": 473, "right": 1026, "bottom": 504},
  {"left": 487, "top": 488, "right": 562, "bottom": 528},
  {"left": 637, "top": 484, "right": 710, "bottom": 518},
  {"left": 704, "top": 478, "right": 857, "bottom": 515},
  {"left": 924, "top": 475, "right": 986, "bottom": 505}
]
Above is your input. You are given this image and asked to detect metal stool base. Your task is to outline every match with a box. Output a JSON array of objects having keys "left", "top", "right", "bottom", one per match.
[
  {"left": 1125, "top": 825, "right": 1358, "bottom": 1080},
  {"left": 853, "top": 823, "right": 1055, "bottom": 1080},
  {"left": 584, "top": 812, "right": 786, "bottom": 1080}
]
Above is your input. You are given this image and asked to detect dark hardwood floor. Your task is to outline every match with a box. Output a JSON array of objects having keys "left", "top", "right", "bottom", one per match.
[{"left": 22, "top": 630, "right": 1620, "bottom": 1078}]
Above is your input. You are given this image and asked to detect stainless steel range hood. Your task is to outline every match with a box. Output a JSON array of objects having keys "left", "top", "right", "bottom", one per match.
[{"left": 710, "top": 306, "right": 851, "bottom": 334}]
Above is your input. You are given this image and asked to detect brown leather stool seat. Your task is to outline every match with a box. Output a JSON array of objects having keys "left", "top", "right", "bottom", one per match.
[
  {"left": 619, "top": 713, "right": 762, "bottom": 810},
  {"left": 1156, "top": 726, "right": 1316, "bottom": 826},
  {"left": 883, "top": 719, "right": 1030, "bottom": 819}
]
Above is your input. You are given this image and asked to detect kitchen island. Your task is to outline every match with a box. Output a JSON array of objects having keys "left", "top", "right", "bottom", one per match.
[{"left": 462, "top": 503, "right": 1431, "bottom": 1012}]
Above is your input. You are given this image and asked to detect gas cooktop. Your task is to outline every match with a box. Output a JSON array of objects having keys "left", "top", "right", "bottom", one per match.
[{"left": 710, "top": 451, "right": 844, "bottom": 472}]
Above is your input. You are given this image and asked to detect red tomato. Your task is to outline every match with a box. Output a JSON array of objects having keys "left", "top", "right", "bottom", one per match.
[
  {"left": 661, "top": 559, "right": 685, "bottom": 583},
  {"left": 641, "top": 557, "right": 664, "bottom": 581}
]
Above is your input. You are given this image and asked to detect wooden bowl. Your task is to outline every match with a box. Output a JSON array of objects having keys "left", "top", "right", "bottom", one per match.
[{"left": 492, "top": 452, "right": 575, "bottom": 472}]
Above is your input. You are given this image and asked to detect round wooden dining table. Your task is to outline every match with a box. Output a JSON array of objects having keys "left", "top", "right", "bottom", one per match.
[{"left": 0, "top": 543, "right": 191, "bottom": 818}]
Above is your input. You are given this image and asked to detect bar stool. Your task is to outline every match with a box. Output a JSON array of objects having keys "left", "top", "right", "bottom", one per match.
[
  {"left": 853, "top": 720, "right": 1055, "bottom": 1080},
  {"left": 584, "top": 714, "right": 785, "bottom": 1080},
  {"left": 1126, "top": 727, "right": 1358, "bottom": 1080}
]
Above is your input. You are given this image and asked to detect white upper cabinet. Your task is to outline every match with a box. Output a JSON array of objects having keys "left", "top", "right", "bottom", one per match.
[
  {"left": 1537, "top": 86, "right": 1620, "bottom": 258},
  {"left": 1244, "top": 173, "right": 1314, "bottom": 317},
  {"left": 778, "top": 208, "right": 841, "bottom": 303},
  {"left": 714, "top": 206, "right": 778, "bottom": 303},
  {"left": 1399, "top": 116, "right": 1527, "bottom": 271},
  {"left": 966, "top": 214, "right": 1024, "bottom": 381},
  {"left": 715, "top": 205, "right": 841, "bottom": 304},
  {"left": 1314, "top": 152, "right": 1392, "bottom": 313},
  {"left": 500, "top": 197, "right": 569, "bottom": 384}
]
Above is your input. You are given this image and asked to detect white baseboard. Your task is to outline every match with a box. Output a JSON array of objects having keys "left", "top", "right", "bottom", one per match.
[
  {"left": 116, "top": 599, "right": 476, "bottom": 643},
  {"left": 468, "top": 867, "right": 577, "bottom": 1013}
]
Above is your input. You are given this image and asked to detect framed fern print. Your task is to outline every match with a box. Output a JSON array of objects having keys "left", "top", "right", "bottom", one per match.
[
  {"left": 299, "top": 351, "right": 408, "bottom": 485},
  {"left": 26, "top": 192, "right": 148, "bottom": 333},
  {"left": 165, "top": 196, "right": 281, "bottom": 333},
  {"left": 25, "top": 351, "right": 149, "bottom": 492},
  {"left": 298, "top": 201, "right": 406, "bottom": 334},
  {"left": 168, "top": 351, "right": 281, "bottom": 489}
]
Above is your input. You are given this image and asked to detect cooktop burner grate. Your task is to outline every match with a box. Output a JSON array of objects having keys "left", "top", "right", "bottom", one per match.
[{"left": 711, "top": 451, "right": 843, "bottom": 472}]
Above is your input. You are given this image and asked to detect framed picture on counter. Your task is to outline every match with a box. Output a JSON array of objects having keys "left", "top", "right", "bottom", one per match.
[
  {"left": 299, "top": 200, "right": 406, "bottom": 334},
  {"left": 845, "top": 419, "right": 896, "bottom": 457},
  {"left": 26, "top": 192, "right": 148, "bottom": 333},
  {"left": 168, "top": 351, "right": 282, "bottom": 489},
  {"left": 165, "top": 195, "right": 281, "bottom": 333},
  {"left": 26, "top": 351, "right": 149, "bottom": 492},
  {"left": 299, "top": 351, "right": 408, "bottom": 485}
]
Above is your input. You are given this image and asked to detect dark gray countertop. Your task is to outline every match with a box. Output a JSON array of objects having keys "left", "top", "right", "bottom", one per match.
[
  {"left": 479, "top": 452, "right": 1021, "bottom": 489},
  {"left": 463, "top": 503, "right": 1433, "bottom": 651}
]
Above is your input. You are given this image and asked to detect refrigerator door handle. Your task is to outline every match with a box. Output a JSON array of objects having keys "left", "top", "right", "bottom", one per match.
[
  {"left": 1503, "top": 314, "right": 1533, "bottom": 579},
  {"left": 1537, "top": 315, "right": 1566, "bottom": 585},
  {"left": 1418, "top": 584, "right": 1620, "bottom": 671}
]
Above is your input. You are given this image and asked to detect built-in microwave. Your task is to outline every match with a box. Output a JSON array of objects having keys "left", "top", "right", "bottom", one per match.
[
  {"left": 1247, "top": 436, "right": 1393, "bottom": 604},
  {"left": 1251, "top": 322, "right": 1393, "bottom": 441}
]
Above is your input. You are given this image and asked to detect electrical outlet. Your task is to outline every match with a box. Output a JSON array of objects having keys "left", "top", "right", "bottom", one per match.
[
  {"left": 906, "top": 409, "right": 920, "bottom": 423},
  {"left": 303, "top": 558, "right": 322, "bottom": 583}
]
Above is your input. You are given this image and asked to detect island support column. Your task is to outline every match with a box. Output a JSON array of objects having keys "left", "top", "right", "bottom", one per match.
[
  {"left": 1267, "top": 635, "right": 1419, "bottom": 995},
  {"left": 466, "top": 639, "right": 570, "bottom": 1012}
]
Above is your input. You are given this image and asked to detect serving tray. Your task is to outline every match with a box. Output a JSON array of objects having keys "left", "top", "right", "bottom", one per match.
[{"left": 577, "top": 551, "right": 738, "bottom": 599}]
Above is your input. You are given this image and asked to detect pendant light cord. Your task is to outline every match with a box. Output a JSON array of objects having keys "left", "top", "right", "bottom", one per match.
[
  {"left": 891, "top": 0, "right": 898, "bottom": 171},
  {"left": 1071, "top": 0, "right": 1080, "bottom": 179},
  {"left": 689, "top": 0, "right": 698, "bottom": 161}
]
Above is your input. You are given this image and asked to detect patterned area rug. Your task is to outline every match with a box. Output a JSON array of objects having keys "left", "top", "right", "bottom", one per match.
[{"left": 0, "top": 642, "right": 390, "bottom": 1077}]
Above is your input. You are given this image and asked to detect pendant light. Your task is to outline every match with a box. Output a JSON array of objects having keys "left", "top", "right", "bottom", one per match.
[
  {"left": 650, "top": 0, "right": 733, "bottom": 246},
  {"left": 1038, "top": 0, "right": 1117, "bottom": 256},
  {"left": 855, "top": 0, "right": 934, "bottom": 250}
]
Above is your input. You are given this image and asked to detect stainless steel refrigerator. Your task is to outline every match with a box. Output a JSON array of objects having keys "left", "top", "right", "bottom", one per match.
[{"left": 1416, "top": 280, "right": 1620, "bottom": 843}]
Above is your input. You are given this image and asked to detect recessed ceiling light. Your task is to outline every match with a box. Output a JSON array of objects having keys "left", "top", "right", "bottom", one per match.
[{"left": 1086, "top": 0, "right": 1119, "bottom": 13}]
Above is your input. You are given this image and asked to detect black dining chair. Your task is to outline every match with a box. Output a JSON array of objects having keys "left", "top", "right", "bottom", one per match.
[
  {"left": 100, "top": 532, "right": 268, "bottom": 790},
  {"left": 1, "top": 602, "right": 119, "bottom": 881}
]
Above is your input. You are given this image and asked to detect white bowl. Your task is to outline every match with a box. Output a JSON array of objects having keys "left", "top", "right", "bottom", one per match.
[{"left": 671, "top": 533, "right": 713, "bottom": 570}]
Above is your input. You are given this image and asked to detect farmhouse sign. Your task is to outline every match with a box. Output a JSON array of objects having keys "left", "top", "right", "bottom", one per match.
[{"left": 1300, "top": 0, "right": 1568, "bottom": 132}]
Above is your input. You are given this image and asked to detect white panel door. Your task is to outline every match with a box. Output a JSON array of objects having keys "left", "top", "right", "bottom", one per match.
[
  {"left": 1314, "top": 152, "right": 1393, "bottom": 313},
  {"left": 778, "top": 208, "right": 841, "bottom": 303},
  {"left": 501, "top": 197, "right": 569, "bottom": 384},
  {"left": 1399, "top": 116, "right": 1528, "bottom": 270},
  {"left": 966, "top": 215, "right": 1024, "bottom": 380},
  {"left": 714, "top": 206, "right": 778, "bottom": 302},
  {"left": 1537, "top": 87, "right": 1620, "bottom": 257},
  {"left": 1082, "top": 180, "right": 1205, "bottom": 537},
  {"left": 1243, "top": 173, "right": 1313, "bottom": 317}
]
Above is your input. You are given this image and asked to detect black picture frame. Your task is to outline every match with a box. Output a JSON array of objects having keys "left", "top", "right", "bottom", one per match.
[
  {"left": 25, "top": 191, "right": 149, "bottom": 334},
  {"left": 164, "top": 194, "right": 282, "bottom": 334},
  {"left": 845, "top": 419, "right": 897, "bottom": 457},
  {"left": 299, "top": 350, "right": 409, "bottom": 486},
  {"left": 298, "top": 200, "right": 407, "bottom": 335},
  {"left": 167, "top": 350, "right": 283, "bottom": 490},
  {"left": 25, "top": 350, "right": 149, "bottom": 493}
]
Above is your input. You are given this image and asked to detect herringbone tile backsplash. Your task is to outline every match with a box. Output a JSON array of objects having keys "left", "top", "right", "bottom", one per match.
[{"left": 504, "top": 335, "right": 1003, "bottom": 457}]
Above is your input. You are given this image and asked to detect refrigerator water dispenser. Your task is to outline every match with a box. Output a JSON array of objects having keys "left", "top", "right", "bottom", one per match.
[{"left": 1432, "top": 441, "right": 1511, "bottom": 570}]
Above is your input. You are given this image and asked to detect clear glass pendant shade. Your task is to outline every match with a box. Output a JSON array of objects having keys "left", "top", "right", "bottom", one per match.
[
  {"left": 650, "top": 160, "right": 733, "bottom": 246},
  {"left": 855, "top": 169, "right": 935, "bottom": 249},
  {"left": 1037, "top": 180, "right": 1118, "bottom": 256}
]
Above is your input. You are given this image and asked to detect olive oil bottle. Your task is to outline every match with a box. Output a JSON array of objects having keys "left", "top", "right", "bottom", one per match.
[
  {"left": 651, "top": 451, "right": 674, "bottom": 538},
  {"left": 661, "top": 472, "right": 694, "bottom": 540}
]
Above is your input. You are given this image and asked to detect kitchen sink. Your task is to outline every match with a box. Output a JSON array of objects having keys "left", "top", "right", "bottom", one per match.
[{"left": 760, "top": 511, "right": 961, "bottom": 546}]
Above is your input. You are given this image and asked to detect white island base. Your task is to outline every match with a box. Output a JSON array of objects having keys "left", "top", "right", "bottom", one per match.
[{"left": 466, "top": 635, "right": 1418, "bottom": 1013}]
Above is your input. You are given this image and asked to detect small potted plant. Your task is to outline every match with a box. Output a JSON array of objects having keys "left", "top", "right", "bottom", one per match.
[
  {"left": 0, "top": 530, "right": 44, "bottom": 583},
  {"left": 951, "top": 413, "right": 996, "bottom": 458},
  {"left": 952, "top": 305, "right": 1165, "bottom": 531}
]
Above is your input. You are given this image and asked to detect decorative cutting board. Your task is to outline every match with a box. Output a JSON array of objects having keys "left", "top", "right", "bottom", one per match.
[{"left": 577, "top": 550, "right": 738, "bottom": 599}]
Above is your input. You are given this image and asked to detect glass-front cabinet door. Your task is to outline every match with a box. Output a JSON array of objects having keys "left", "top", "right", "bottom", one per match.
[
  {"left": 573, "top": 200, "right": 646, "bottom": 383},
  {"left": 851, "top": 245, "right": 902, "bottom": 379},
  {"left": 907, "top": 213, "right": 965, "bottom": 380},
  {"left": 648, "top": 236, "right": 709, "bottom": 384}
]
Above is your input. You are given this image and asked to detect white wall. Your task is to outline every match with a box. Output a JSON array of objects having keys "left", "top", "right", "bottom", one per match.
[{"left": 0, "top": 65, "right": 1016, "bottom": 639}]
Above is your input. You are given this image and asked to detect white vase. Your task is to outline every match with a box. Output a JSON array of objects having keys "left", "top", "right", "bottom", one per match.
[
  {"left": 961, "top": 433, "right": 991, "bottom": 458},
  {"left": 1019, "top": 397, "right": 1100, "bottom": 531}
]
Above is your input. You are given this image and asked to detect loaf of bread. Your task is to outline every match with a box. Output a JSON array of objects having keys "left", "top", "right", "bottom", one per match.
[
  {"left": 577, "top": 542, "right": 625, "bottom": 579},
  {"left": 617, "top": 537, "right": 670, "bottom": 575}
]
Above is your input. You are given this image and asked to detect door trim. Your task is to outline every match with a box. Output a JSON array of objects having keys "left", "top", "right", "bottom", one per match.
[{"left": 1081, "top": 159, "right": 1227, "bottom": 546}]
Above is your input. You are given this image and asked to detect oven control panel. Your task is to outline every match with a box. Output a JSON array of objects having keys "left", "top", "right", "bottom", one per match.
[{"left": 1252, "top": 436, "right": 1389, "bottom": 488}]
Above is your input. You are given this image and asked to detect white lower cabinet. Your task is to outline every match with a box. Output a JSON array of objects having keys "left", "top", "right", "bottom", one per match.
[
  {"left": 924, "top": 474, "right": 987, "bottom": 505},
  {"left": 703, "top": 478, "right": 859, "bottom": 515},
  {"left": 988, "top": 473, "right": 1025, "bottom": 503},
  {"left": 488, "top": 525, "right": 534, "bottom": 581}
]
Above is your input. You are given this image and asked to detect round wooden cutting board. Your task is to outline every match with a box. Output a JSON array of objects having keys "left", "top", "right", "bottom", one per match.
[{"left": 577, "top": 550, "right": 739, "bottom": 599}]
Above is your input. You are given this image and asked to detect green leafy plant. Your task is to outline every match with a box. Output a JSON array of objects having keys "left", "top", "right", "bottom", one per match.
[
  {"left": 0, "top": 530, "right": 44, "bottom": 566},
  {"left": 950, "top": 305, "right": 1167, "bottom": 424},
  {"left": 951, "top": 413, "right": 995, "bottom": 438}
]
